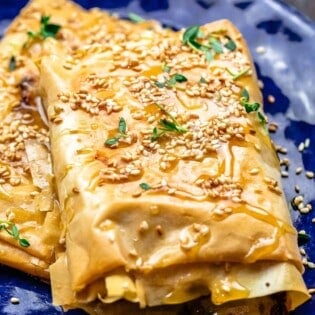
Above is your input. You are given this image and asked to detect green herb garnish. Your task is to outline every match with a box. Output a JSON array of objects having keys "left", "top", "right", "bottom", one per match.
[
  {"left": 139, "top": 183, "right": 151, "bottom": 191},
  {"left": 257, "top": 111, "right": 267, "bottom": 126},
  {"left": 297, "top": 232, "right": 311, "bottom": 246},
  {"left": 240, "top": 88, "right": 260, "bottom": 113},
  {"left": 162, "top": 64, "right": 171, "bottom": 73},
  {"left": 226, "top": 67, "right": 250, "bottom": 81},
  {"left": 199, "top": 77, "right": 207, "bottom": 84},
  {"left": 183, "top": 25, "right": 233, "bottom": 62},
  {"left": 209, "top": 37, "right": 223, "bottom": 54},
  {"left": 151, "top": 104, "right": 187, "bottom": 140},
  {"left": 128, "top": 12, "right": 145, "bottom": 23},
  {"left": 8, "top": 56, "right": 16, "bottom": 72},
  {"left": 105, "top": 117, "right": 127, "bottom": 147},
  {"left": 0, "top": 219, "right": 30, "bottom": 247},
  {"left": 27, "top": 15, "right": 61, "bottom": 41},
  {"left": 224, "top": 36, "right": 237, "bottom": 51},
  {"left": 155, "top": 73, "right": 188, "bottom": 88}
]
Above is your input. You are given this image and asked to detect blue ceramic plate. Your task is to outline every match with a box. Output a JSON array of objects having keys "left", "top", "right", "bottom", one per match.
[{"left": 0, "top": 0, "right": 314, "bottom": 314}]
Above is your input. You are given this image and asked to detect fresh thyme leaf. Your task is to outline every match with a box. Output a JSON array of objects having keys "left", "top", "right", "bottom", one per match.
[
  {"left": 159, "top": 118, "right": 178, "bottom": 131},
  {"left": 159, "top": 118, "right": 187, "bottom": 134},
  {"left": 151, "top": 127, "right": 161, "bottom": 141},
  {"left": 155, "top": 81, "right": 165, "bottom": 88},
  {"left": 128, "top": 12, "right": 145, "bottom": 23},
  {"left": 240, "top": 89, "right": 261, "bottom": 114},
  {"left": 8, "top": 56, "right": 16, "bottom": 72},
  {"left": 224, "top": 36, "right": 237, "bottom": 51},
  {"left": 244, "top": 102, "right": 260, "bottom": 113},
  {"left": 139, "top": 183, "right": 151, "bottom": 191},
  {"left": 196, "top": 29, "right": 205, "bottom": 39},
  {"left": 19, "top": 238, "right": 30, "bottom": 247},
  {"left": 258, "top": 111, "right": 267, "bottom": 125},
  {"left": 11, "top": 225, "right": 19, "bottom": 239},
  {"left": 118, "top": 117, "right": 127, "bottom": 135},
  {"left": 209, "top": 37, "right": 223, "bottom": 54},
  {"left": 226, "top": 68, "right": 250, "bottom": 81},
  {"left": 172, "top": 73, "right": 187, "bottom": 83},
  {"left": 27, "top": 31, "right": 36, "bottom": 39},
  {"left": 41, "top": 15, "right": 50, "bottom": 25},
  {"left": 166, "top": 76, "right": 177, "bottom": 87},
  {"left": 199, "top": 77, "right": 207, "bottom": 83},
  {"left": 105, "top": 117, "right": 128, "bottom": 146},
  {"left": 241, "top": 88, "right": 250, "bottom": 102},
  {"left": 41, "top": 23, "right": 61, "bottom": 39},
  {"left": 163, "top": 64, "right": 171, "bottom": 73},
  {"left": 205, "top": 50, "right": 214, "bottom": 62},
  {"left": 0, "top": 220, "right": 30, "bottom": 247},
  {"left": 297, "top": 232, "right": 310, "bottom": 246},
  {"left": 151, "top": 104, "right": 188, "bottom": 140},
  {"left": 27, "top": 15, "right": 61, "bottom": 42},
  {"left": 105, "top": 137, "right": 120, "bottom": 146},
  {"left": 182, "top": 25, "right": 200, "bottom": 45},
  {"left": 155, "top": 73, "right": 187, "bottom": 88}
]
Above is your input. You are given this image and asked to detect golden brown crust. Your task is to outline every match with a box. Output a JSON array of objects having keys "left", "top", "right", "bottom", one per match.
[
  {"left": 40, "top": 16, "right": 309, "bottom": 311},
  {"left": 0, "top": 0, "right": 122, "bottom": 277}
]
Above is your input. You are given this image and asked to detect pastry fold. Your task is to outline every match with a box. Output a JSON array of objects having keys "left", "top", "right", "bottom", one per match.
[
  {"left": 40, "top": 15, "right": 310, "bottom": 312},
  {"left": 0, "top": 0, "right": 124, "bottom": 277}
]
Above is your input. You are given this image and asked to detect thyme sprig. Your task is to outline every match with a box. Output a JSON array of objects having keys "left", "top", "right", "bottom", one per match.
[
  {"left": 182, "top": 25, "right": 234, "bottom": 62},
  {"left": 240, "top": 88, "right": 266, "bottom": 127},
  {"left": 155, "top": 73, "right": 187, "bottom": 88},
  {"left": 25, "top": 15, "right": 61, "bottom": 47},
  {"left": 151, "top": 104, "right": 187, "bottom": 140},
  {"left": 105, "top": 117, "right": 127, "bottom": 146},
  {"left": 0, "top": 219, "right": 30, "bottom": 247},
  {"left": 128, "top": 12, "right": 145, "bottom": 23},
  {"left": 139, "top": 183, "right": 152, "bottom": 191}
]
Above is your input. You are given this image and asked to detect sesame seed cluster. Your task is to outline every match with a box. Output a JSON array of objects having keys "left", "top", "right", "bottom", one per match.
[{"left": 53, "top": 21, "right": 274, "bottom": 206}]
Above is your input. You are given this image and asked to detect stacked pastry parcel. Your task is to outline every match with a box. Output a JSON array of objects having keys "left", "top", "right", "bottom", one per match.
[
  {"left": 40, "top": 9, "right": 310, "bottom": 315},
  {"left": 1, "top": 0, "right": 310, "bottom": 314},
  {"left": 0, "top": 0, "right": 141, "bottom": 279}
]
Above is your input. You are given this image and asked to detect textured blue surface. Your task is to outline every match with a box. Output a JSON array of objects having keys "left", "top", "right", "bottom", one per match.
[{"left": 0, "top": 0, "right": 314, "bottom": 314}]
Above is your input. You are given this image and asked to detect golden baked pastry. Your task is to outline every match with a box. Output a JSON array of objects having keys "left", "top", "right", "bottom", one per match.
[
  {"left": 0, "top": 0, "right": 128, "bottom": 278},
  {"left": 40, "top": 15, "right": 310, "bottom": 313}
]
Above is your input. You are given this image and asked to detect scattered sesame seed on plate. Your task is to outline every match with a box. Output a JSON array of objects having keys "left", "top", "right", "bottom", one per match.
[
  {"left": 256, "top": 46, "right": 266, "bottom": 54},
  {"left": 10, "top": 297, "right": 19, "bottom": 304}
]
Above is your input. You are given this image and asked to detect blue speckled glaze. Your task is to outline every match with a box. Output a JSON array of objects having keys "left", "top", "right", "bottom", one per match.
[{"left": 0, "top": 0, "right": 314, "bottom": 314}]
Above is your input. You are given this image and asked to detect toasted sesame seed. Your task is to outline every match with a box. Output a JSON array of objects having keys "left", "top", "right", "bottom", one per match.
[
  {"left": 312, "top": 218, "right": 315, "bottom": 223},
  {"left": 306, "top": 171, "right": 315, "bottom": 179},
  {"left": 306, "top": 203, "right": 313, "bottom": 210},
  {"left": 256, "top": 46, "right": 266, "bottom": 54},
  {"left": 72, "top": 187, "right": 80, "bottom": 193},
  {"left": 295, "top": 167, "right": 303, "bottom": 175},
  {"left": 307, "top": 262, "right": 315, "bottom": 269},
  {"left": 267, "top": 95, "right": 275, "bottom": 104},
  {"left": 300, "top": 207, "right": 310, "bottom": 214},
  {"left": 300, "top": 248, "right": 306, "bottom": 256},
  {"left": 139, "top": 220, "right": 149, "bottom": 233},
  {"left": 309, "top": 288, "right": 315, "bottom": 294},
  {"left": 10, "top": 297, "right": 19, "bottom": 304},
  {"left": 298, "top": 142, "right": 305, "bottom": 152},
  {"left": 281, "top": 171, "right": 289, "bottom": 178},
  {"left": 304, "top": 138, "right": 310, "bottom": 148},
  {"left": 167, "top": 188, "right": 176, "bottom": 195},
  {"left": 294, "top": 185, "right": 300, "bottom": 193},
  {"left": 249, "top": 168, "right": 259, "bottom": 175}
]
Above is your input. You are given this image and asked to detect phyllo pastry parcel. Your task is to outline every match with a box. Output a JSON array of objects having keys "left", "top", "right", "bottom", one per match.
[
  {"left": 0, "top": 0, "right": 131, "bottom": 278},
  {"left": 40, "top": 16, "right": 309, "bottom": 313}
]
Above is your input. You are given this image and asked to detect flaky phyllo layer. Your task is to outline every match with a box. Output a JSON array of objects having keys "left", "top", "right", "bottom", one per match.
[
  {"left": 0, "top": 0, "right": 139, "bottom": 278},
  {"left": 37, "top": 8, "right": 310, "bottom": 312}
]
